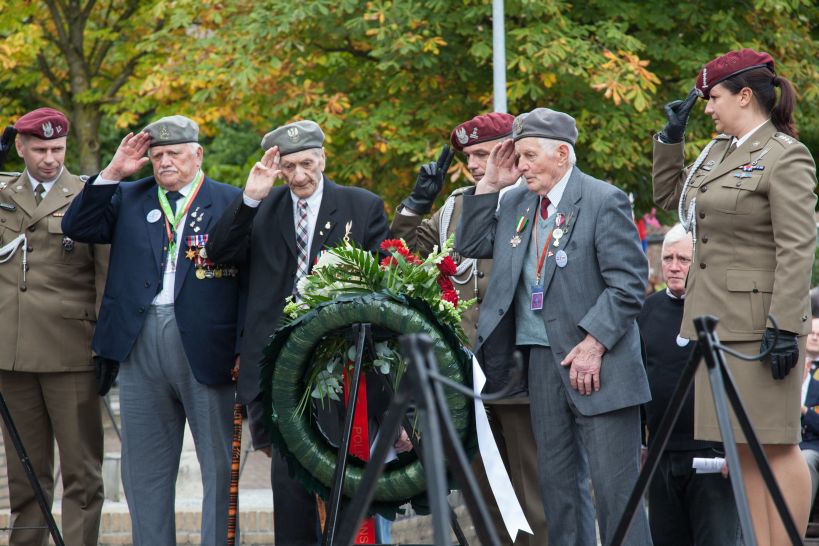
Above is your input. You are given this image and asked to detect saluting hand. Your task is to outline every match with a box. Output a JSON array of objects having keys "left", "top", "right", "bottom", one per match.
[
  {"left": 561, "top": 334, "right": 606, "bottom": 395},
  {"left": 659, "top": 88, "right": 699, "bottom": 144},
  {"left": 100, "top": 132, "right": 152, "bottom": 181},
  {"left": 476, "top": 139, "right": 521, "bottom": 194},
  {"left": 244, "top": 146, "right": 282, "bottom": 201}
]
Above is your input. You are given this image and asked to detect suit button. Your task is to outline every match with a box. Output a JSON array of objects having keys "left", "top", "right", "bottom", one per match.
[
  {"left": 700, "top": 186, "right": 707, "bottom": 193},
  {"left": 144, "top": 281, "right": 151, "bottom": 288},
  {"left": 752, "top": 288, "right": 759, "bottom": 293},
  {"left": 138, "top": 307, "right": 145, "bottom": 314},
  {"left": 26, "top": 245, "right": 33, "bottom": 252},
  {"left": 699, "top": 263, "right": 706, "bottom": 269},
  {"left": 477, "top": 297, "right": 483, "bottom": 304},
  {"left": 27, "top": 226, "right": 35, "bottom": 232},
  {"left": 20, "top": 285, "right": 26, "bottom": 292},
  {"left": 701, "top": 236, "right": 708, "bottom": 243},
  {"left": 477, "top": 271, "right": 485, "bottom": 278},
  {"left": 0, "top": 218, "right": 5, "bottom": 223},
  {"left": 699, "top": 212, "right": 705, "bottom": 219},
  {"left": 478, "top": 335, "right": 484, "bottom": 343},
  {"left": 498, "top": 309, "right": 504, "bottom": 316}
]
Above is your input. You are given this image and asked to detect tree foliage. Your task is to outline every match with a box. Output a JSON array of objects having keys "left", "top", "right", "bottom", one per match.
[{"left": 2, "top": 0, "right": 817, "bottom": 214}]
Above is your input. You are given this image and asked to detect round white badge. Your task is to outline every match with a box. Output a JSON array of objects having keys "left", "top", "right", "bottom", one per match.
[
  {"left": 146, "top": 209, "right": 162, "bottom": 223},
  {"left": 555, "top": 250, "right": 568, "bottom": 268},
  {"left": 676, "top": 334, "right": 690, "bottom": 347}
]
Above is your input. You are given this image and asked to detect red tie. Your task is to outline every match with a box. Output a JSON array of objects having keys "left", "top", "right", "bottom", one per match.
[{"left": 540, "top": 197, "right": 551, "bottom": 220}]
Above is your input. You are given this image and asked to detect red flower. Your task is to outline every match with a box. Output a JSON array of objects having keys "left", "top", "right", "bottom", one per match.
[
  {"left": 380, "top": 239, "right": 407, "bottom": 253},
  {"left": 437, "top": 256, "right": 457, "bottom": 276},
  {"left": 380, "top": 256, "right": 398, "bottom": 268},
  {"left": 442, "top": 289, "right": 459, "bottom": 307},
  {"left": 437, "top": 275, "right": 454, "bottom": 293}
]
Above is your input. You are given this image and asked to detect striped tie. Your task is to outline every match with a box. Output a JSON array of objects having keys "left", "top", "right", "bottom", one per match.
[{"left": 294, "top": 199, "right": 309, "bottom": 296}]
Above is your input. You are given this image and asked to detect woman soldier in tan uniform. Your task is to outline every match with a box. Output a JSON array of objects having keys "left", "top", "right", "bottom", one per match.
[{"left": 653, "top": 49, "right": 817, "bottom": 544}]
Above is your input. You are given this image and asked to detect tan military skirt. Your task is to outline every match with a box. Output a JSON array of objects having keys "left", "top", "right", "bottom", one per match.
[{"left": 694, "top": 337, "right": 807, "bottom": 445}]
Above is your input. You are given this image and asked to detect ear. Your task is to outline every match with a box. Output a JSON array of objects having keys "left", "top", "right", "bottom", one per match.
[
  {"left": 317, "top": 147, "right": 326, "bottom": 173},
  {"left": 15, "top": 135, "right": 24, "bottom": 158},
  {"left": 739, "top": 87, "right": 754, "bottom": 107}
]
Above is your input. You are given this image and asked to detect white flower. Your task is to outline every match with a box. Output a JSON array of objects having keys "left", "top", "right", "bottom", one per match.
[{"left": 314, "top": 250, "right": 344, "bottom": 270}]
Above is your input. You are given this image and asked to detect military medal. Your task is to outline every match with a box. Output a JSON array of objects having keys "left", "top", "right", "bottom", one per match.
[
  {"left": 61, "top": 236, "right": 75, "bottom": 252},
  {"left": 552, "top": 212, "right": 570, "bottom": 247},
  {"left": 158, "top": 171, "right": 204, "bottom": 267},
  {"left": 511, "top": 216, "right": 528, "bottom": 247},
  {"left": 146, "top": 209, "right": 161, "bottom": 223},
  {"left": 195, "top": 268, "right": 206, "bottom": 279}
]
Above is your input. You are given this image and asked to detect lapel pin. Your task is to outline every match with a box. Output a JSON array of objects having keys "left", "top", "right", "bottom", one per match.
[{"left": 146, "top": 209, "right": 161, "bottom": 223}]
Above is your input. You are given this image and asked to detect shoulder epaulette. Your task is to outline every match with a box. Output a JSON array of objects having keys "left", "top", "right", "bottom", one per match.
[
  {"left": 449, "top": 186, "right": 470, "bottom": 197},
  {"left": 773, "top": 132, "right": 796, "bottom": 146}
]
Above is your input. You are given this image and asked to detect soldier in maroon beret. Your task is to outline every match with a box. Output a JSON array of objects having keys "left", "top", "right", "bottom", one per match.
[
  {"left": 0, "top": 107, "right": 107, "bottom": 546},
  {"left": 654, "top": 49, "right": 817, "bottom": 545},
  {"left": 391, "top": 112, "right": 561, "bottom": 545}
]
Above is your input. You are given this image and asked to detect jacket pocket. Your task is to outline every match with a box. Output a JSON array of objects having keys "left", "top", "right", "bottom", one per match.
[
  {"left": 726, "top": 268, "right": 774, "bottom": 331},
  {"left": 61, "top": 300, "right": 97, "bottom": 321},
  {"left": 714, "top": 176, "right": 762, "bottom": 214}
]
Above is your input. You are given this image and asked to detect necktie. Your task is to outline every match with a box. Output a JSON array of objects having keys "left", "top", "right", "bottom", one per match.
[
  {"left": 294, "top": 199, "right": 310, "bottom": 296},
  {"left": 34, "top": 184, "right": 45, "bottom": 205},
  {"left": 166, "top": 191, "right": 182, "bottom": 214},
  {"left": 725, "top": 141, "right": 738, "bottom": 158},
  {"left": 540, "top": 197, "right": 551, "bottom": 220}
]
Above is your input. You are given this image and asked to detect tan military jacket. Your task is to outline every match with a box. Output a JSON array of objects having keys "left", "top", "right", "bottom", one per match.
[
  {"left": 0, "top": 169, "right": 108, "bottom": 371},
  {"left": 390, "top": 186, "right": 492, "bottom": 347},
  {"left": 653, "top": 120, "right": 817, "bottom": 341}
]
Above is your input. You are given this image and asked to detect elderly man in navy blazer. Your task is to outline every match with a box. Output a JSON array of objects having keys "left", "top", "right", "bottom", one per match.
[
  {"left": 456, "top": 108, "right": 652, "bottom": 546},
  {"left": 62, "top": 116, "right": 245, "bottom": 546},
  {"left": 207, "top": 119, "right": 389, "bottom": 546}
]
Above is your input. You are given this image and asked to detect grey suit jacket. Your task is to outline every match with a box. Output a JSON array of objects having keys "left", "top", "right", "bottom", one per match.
[{"left": 455, "top": 167, "right": 651, "bottom": 416}]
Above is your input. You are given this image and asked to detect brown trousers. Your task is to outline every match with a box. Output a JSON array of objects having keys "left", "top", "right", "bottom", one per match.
[{"left": 0, "top": 370, "right": 104, "bottom": 546}]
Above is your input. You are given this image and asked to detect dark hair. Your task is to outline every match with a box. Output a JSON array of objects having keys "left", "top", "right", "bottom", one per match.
[
  {"left": 811, "top": 286, "right": 819, "bottom": 319},
  {"left": 719, "top": 67, "right": 798, "bottom": 138}
]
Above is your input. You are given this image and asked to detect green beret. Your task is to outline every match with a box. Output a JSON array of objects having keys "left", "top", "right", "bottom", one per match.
[
  {"left": 143, "top": 115, "right": 199, "bottom": 147},
  {"left": 261, "top": 120, "right": 325, "bottom": 156},
  {"left": 512, "top": 108, "right": 578, "bottom": 146}
]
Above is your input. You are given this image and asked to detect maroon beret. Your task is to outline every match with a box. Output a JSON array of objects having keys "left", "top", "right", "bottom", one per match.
[
  {"left": 695, "top": 49, "right": 775, "bottom": 99},
  {"left": 14, "top": 108, "right": 70, "bottom": 140},
  {"left": 450, "top": 112, "right": 514, "bottom": 151}
]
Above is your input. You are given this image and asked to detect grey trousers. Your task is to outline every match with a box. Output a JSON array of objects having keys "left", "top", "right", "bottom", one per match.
[
  {"left": 119, "top": 305, "right": 234, "bottom": 546},
  {"left": 529, "top": 346, "right": 652, "bottom": 546},
  {"left": 804, "top": 448, "right": 819, "bottom": 510}
]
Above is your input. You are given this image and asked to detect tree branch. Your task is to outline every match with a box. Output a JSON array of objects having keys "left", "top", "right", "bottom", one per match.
[
  {"left": 102, "top": 52, "right": 144, "bottom": 101},
  {"left": 36, "top": 53, "right": 71, "bottom": 104},
  {"left": 43, "top": 0, "right": 71, "bottom": 50}
]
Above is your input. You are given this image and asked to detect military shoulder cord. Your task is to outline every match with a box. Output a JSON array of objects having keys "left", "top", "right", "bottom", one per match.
[
  {"left": 0, "top": 233, "right": 27, "bottom": 287},
  {"left": 678, "top": 139, "right": 717, "bottom": 243},
  {"left": 438, "top": 195, "right": 477, "bottom": 281}
]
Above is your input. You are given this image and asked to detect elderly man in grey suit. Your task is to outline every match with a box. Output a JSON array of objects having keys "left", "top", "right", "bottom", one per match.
[{"left": 455, "top": 108, "right": 652, "bottom": 546}]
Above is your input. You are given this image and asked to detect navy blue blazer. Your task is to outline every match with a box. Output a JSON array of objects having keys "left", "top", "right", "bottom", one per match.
[
  {"left": 802, "top": 367, "right": 819, "bottom": 452},
  {"left": 61, "top": 175, "right": 245, "bottom": 386},
  {"left": 207, "top": 176, "right": 389, "bottom": 402}
]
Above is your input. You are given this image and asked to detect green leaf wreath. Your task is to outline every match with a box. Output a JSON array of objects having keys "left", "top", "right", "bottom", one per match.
[{"left": 261, "top": 236, "right": 476, "bottom": 516}]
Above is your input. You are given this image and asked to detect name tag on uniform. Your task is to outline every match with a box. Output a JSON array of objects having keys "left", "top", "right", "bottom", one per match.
[{"left": 531, "top": 285, "right": 544, "bottom": 311}]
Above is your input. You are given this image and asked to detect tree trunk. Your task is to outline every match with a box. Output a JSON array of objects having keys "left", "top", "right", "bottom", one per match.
[{"left": 72, "top": 104, "right": 102, "bottom": 175}]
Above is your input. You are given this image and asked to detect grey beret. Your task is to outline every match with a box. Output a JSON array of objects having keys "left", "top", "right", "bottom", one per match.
[
  {"left": 143, "top": 115, "right": 199, "bottom": 147},
  {"left": 512, "top": 108, "right": 578, "bottom": 146},
  {"left": 261, "top": 120, "right": 325, "bottom": 156}
]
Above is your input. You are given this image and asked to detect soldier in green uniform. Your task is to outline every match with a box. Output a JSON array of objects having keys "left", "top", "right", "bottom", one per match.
[
  {"left": 653, "top": 49, "right": 817, "bottom": 545},
  {"left": 391, "top": 112, "right": 550, "bottom": 545},
  {"left": 0, "top": 108, "right": 108, "bottom": 546}
]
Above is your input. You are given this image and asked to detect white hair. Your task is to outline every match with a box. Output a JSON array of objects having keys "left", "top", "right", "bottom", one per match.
[
  {"left": 538, "top": 138, "right": 576, "bottom": 165},
  {"left": 662, "top": 223, "right": 691, "bottom": 251},
  {"left": 148, "top": 142, "right": 202, "bottom": 157}
]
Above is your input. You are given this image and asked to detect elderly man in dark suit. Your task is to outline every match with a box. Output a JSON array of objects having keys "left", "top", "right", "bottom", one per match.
[
  {"left": 207, "top": 119, "right": 389, "bottom": 546},
  {"left": 62, "top": 116, "right": 245, "bottom": 546},
  {"left": 455, "top": 108, "right": 652, "bottom": 546}
]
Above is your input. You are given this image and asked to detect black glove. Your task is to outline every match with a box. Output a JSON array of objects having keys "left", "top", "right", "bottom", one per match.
[
  {"left": 760, "top": 328, "right": 800, "bottom": 380},
  {"left": 0, "top": 126, "right": 17, "bottom": 170},
  {"left": 401, "top": 145, "right": 454, "bottom": 214},
  {"left": 659, "top": 88, "right": 699, "bottom": 144},
  {"left": 93, "top": 356, "right": 120, "bottom": 396}
]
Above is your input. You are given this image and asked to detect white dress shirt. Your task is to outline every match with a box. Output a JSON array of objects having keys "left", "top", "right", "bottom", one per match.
[
  {"left": 541, "top": 166, "right": 573, "bottom": 217},
  {"left": 152, "top": 178, "right": 197, "bottom": 305},
  {"left": 27, "top": 167, "right": 62, "bottom": 198}
]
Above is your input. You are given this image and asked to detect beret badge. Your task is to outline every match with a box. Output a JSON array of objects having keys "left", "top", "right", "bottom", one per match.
[
  {"left": 159, "top": 125, "right": 170, "bottom": 140},
  {"left": 287, "top": 127, "right": 300, "bottom": 142},
  {"left": 41, "top": 122, "right": 54, "bottom": 139},
  {"left": 513, "top": 115, "right": 525, "bottom": 135},
  {"left": 455, "top": 127, "right": 469, "bottom": 145}
]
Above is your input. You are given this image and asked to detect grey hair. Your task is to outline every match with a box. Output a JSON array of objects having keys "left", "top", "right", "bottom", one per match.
[
  {"left": 148, "top": 142, "right": 202, "bottom": 157},
  {"left": 662, "top": 223, "right": 691, "bottom": 251},
  {"left": 537, "top": 138, "right": 576, "bottom": 165}
]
